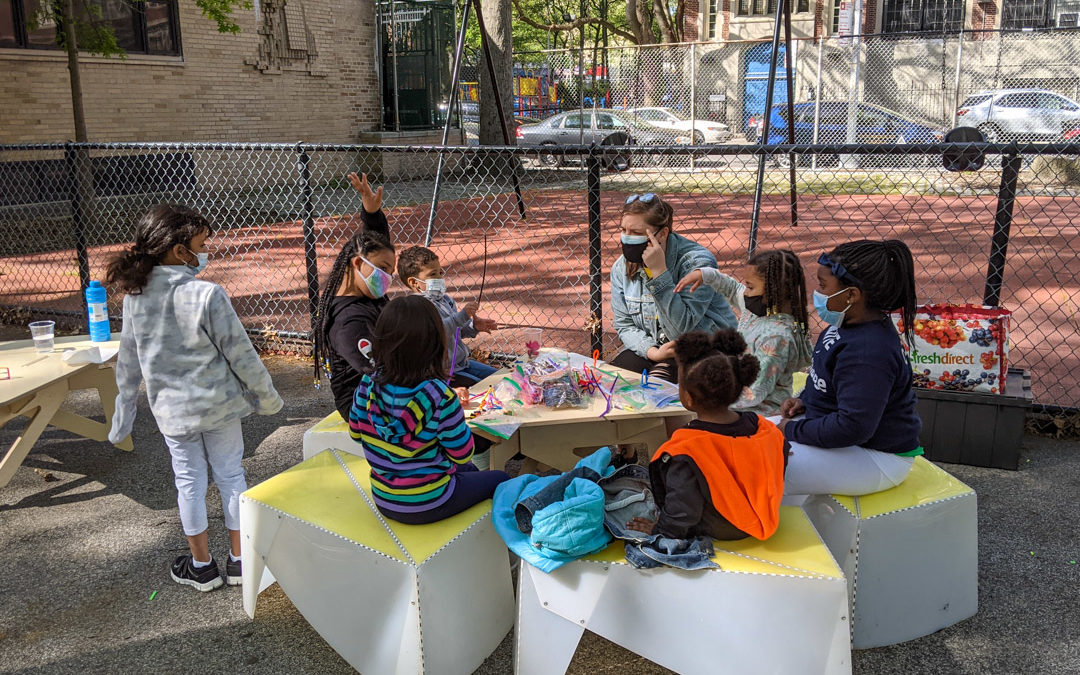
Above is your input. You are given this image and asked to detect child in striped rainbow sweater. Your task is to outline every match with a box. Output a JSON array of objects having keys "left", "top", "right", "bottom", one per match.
[{"left": 348, "top": 295, "right": 510, "bottom": 524}]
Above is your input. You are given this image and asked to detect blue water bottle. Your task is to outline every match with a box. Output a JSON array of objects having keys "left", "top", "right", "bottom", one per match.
[{"left": 86, "top": 280, "right": 110, "bottom": 342}]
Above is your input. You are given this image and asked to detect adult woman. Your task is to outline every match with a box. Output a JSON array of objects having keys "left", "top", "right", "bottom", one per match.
[
  {"left": 609, "top": 193, "right": 737, "bottom": 383},
  {"left": 313, "top": 173, "right": 398, "bottom": 419}
]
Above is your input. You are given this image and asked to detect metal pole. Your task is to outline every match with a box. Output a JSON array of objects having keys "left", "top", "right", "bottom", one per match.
[
  {"left": 782, "top": 0, "right": 798, "bottom": 229},
  {"left": 983, "top": 148, "right": 1022, "bottom": 306},
  {"left": 812, "top": 35, "right": 824, "bottom": 170},
  {"left": 586, "top": 150, "right": 604, "bottom": 354},
  {"left": 579, "top": 6, "right": 585, "bottom": 145},
  {"left": 472, "top": 0, "right": 527, "bottom": 218},
  {"left": 690, "top": 42, "right": 697, "bottom": 172},
  {"left": 297, "top": 144, "right": 320, "bottom": 330},
  {"left": 951, "top": 27, "right": 965, "bottom": 129},
  {"left": 843, "top": 0, "right": 863, "bottom": 168},
  {"left": 65, "top": 141, "right": 92, "bottom": 327},
  {"left": 390, "top": 0, "right": 401, "bottom": 131},
  {"left": 425, "top": 0, "right": 473, "bottom": 246},
  {"left": 748, "top": 0, "right": 788, "bottom": 257}
]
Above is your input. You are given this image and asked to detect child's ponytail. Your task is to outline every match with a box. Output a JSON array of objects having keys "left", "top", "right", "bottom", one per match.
[
  {"left": 829, "top": 239, "right": 918, "bottom": 345},
  {"left": 106, "top": 204, "right": 212, "bottom": 295}
]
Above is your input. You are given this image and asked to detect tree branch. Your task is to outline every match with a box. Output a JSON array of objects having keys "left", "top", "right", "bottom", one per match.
[
  {"left": 652, "top": 0, "right": 678, "bottom": 43},
  {"left": 512, "top": 0, "right": 638, "bottom": 43}
]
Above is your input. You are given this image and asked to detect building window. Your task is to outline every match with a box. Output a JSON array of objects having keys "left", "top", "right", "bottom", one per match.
[
  {"left": 0, "top": 0, "right": 180, "bottom": 54},
  {"left": 707, "top": 0, "right": 720, "bottom": 38},
  {"left": 737, "top": 0, "right": 810, "bottom": 17},
  {"left": 831, "top": 0, "right": 842, "bottom": 32},
  {"left": 1001, "top": 0, "right": 1055, "bottom": 29},
  {"left": 882, "top": 0, "right": 965, "bottom": 33}
]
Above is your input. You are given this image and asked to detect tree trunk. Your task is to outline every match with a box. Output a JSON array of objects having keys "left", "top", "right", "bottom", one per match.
[
  {"left": 478, "top": 0, "right": 513, "bottom": 146},
  {"left": 61, "top": 0, "right": 88, "bottom": 142},
  {"left": 61, "top": 0, "right": 94, "bottom": 299}
]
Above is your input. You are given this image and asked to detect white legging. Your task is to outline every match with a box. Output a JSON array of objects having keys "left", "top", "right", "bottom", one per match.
[
  {"left": 769, "top": 417, "right": 915, "bottom": 496},
  {"left": 163, "top": 420, "right": 246, "bottom": 536}
]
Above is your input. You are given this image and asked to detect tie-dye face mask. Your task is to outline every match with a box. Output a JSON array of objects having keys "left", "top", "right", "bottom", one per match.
[{"left": 358, "top": 255, "right": 393, "bottom": 299}]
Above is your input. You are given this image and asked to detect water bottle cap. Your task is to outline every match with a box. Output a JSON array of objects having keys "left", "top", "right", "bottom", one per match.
[{"left": 89, "top": 280, "right": 102, "bottom": 288}]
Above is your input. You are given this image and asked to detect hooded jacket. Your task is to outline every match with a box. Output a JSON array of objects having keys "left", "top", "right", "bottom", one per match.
[{"left": 348, "top": 374, "right": 475, "bottom": 515}]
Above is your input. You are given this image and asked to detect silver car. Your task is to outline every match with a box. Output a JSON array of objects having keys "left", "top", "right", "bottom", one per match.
[
  {"left": 956, "top": 88, "right": 1080, "bottom": 142},
  {"left": 515, "top": 110, "right": 684, "bottom": 170}
]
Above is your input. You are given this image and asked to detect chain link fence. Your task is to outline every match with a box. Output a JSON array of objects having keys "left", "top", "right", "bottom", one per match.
[
  {"left": 1, "top": 140, "right": 1078, "bottom": 409},
  {"left": 505, "top": 29, "right": 1080, "bottom": 164}
]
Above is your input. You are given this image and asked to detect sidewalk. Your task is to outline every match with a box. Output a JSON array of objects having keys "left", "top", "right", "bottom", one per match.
[{"left": 0, "top": 354, "right": 1077, "bottom": 674}]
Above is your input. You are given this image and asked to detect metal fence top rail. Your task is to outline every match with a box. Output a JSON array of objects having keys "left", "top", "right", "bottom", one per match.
[{"left": 3, "top": 141, "right": 1080, "bottom": 155}]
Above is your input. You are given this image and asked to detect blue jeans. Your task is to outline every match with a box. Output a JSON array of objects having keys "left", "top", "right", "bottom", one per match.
[
  {"left": 379, "top": 463, "right": 511, "bottom": 525},
  {"left": 451, "top": 359, "right": 498, "bottom": 387}
]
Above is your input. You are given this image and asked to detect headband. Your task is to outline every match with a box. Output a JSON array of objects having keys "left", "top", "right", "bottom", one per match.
[{"left": 818, "top": 252, "right": 862, "bottom": 288}]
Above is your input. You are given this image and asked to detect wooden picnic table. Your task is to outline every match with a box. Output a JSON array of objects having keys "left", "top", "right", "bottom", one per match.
[
  {"left": 466, "top": 351, "right": 693, "bottom": 473},
  {"left": 0, "top": 335, "right": 132, "bottom": 489}
]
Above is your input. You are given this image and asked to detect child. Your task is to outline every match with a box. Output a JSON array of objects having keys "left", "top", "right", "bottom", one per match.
[
  {"left": 675, "top": 249, "right": 813, "bottom": 415},
  {"left": 777, "top": 239, "right": 922, "bottom": 497},
  {"left": 626, "top": 329, "right": 787, "bottom": 541},
  {"left": 313, "top": 172, "right": 396, "bottom": 421},
  {"left": 106, "top": 204, "right": 283, "bottom": 592},
  {"left": 348, "top": 295, "right": 510, "bottom": 525},
  {"left": 396, "top": 246, "right": 499, "bottom": 387}
]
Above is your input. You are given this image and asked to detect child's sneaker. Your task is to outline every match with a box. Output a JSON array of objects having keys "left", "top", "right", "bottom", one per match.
[
  {"left": 170, "top": 555, "right": 223, "bottom": 592},
  {"left": 225, "top": 557, "right": 242, "bottom": 586}
]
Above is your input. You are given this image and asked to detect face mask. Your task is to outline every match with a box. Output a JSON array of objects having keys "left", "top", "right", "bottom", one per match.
[
  {"left": 813, "top": 288, "right": 853, "bottom": 326},
  {"left": 423, "top": 278, "right": 446, "bottom": 295},
  {"left": 184, "top": 249, "right": 209, "bottom": 275},
  {"left": 744, "top": 294, "right": 768, "bottom": 317},
  {"left": 359, "top": 255, "right": 392, "bottom": 299},
  {"left": 620, "top": 234, "right": 648, "bottom": 264}
]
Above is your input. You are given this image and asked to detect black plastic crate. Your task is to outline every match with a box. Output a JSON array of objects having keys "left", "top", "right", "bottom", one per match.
[{"left": 915, "top": 368, "right": 1032, "bottom": 470}]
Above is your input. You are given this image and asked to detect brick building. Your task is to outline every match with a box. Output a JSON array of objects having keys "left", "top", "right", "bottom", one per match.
[{"left": 0, "top": 0, "right": 382, "bottom": 144}]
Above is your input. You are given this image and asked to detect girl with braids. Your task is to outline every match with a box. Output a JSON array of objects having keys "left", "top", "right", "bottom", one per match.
[
  {"left": 675, "top": 249, "right": 813, "bottom": 415},
  {"left": 107, "top": 204, "right": 282, "bottom": 591},
  {"left": 625, "top": 329, "right": 788, "bottom": 541},
  {"left": 776, "top": 239, "right": 922, "bottom": 497},
  {"left": 610, "top": 193, "right": 737, "bottom": 384},
  {"left": 314, "top": 172, "right": 398, "bottom": 420}
]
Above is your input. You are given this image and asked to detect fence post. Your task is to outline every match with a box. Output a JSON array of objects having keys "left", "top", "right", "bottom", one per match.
[
  {"left": 586, "top": 148, "right": 604, "bottom": 355},
  {"left": 951, "top": 28, "right": 965, "bottom": 129},
  {"left": 296, "top": 143, "right": 321, "bottom": 335},
  {"left": 64, "top": 141, "right": 92, "bottom": 328},
  {"left": 982, "top": 148, "right": 1022, "bottom": 307},
  {"left": 812, "top": 36, "right": 824, "bottom": 170},
  {"left": 690, "top": 42, "right": 696, "bottom": 172}
]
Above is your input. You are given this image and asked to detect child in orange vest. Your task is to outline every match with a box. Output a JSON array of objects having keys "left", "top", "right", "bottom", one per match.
[{"left": 627, "top": 329, "right": 788, "bottom": 541}]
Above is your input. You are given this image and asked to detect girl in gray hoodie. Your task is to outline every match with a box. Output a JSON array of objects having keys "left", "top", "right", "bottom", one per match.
[{"left": 107, "top": 205, "right": 282, "bottom": 592}]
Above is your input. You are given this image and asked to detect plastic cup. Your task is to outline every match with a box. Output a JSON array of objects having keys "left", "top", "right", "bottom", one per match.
[
  {"left": 522, "top": 327, "right": 543, "bottom": 359},
  {"left": 29, "top": 321, "right": 55, "bottom": 354}
]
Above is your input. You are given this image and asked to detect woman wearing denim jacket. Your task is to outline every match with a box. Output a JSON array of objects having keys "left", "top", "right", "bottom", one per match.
[{"left": 610, "top": 193, "right": 737, "bottom": 383}]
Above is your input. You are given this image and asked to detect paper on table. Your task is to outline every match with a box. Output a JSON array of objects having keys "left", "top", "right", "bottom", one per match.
[{"left": 61, "top": 346, "right": 119, "bottom": 365}]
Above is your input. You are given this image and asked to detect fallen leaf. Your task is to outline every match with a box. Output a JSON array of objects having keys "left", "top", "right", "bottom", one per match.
[{"left": 32, "top": 468, "right": 57, "bottom": 482}]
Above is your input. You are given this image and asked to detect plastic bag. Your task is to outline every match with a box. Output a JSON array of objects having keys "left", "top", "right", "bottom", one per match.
[{"left": 542, "top": 376, "right": 588, "bottom": 409}]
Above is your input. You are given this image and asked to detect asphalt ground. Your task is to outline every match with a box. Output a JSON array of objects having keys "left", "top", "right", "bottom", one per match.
[{"left": 0, "top": 350, "right": 1077, "bottom": 674}]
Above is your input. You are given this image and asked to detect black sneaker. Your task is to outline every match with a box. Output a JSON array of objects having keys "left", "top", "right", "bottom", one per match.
[
  {"left": 225, "top": 557, "right": 242, "bottom": 586},
  {"left": 170, "top": 555, "right": 223, "bottom": 592}
]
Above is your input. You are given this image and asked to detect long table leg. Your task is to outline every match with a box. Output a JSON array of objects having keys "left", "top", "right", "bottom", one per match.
[
  {"left": 54, "top": 365, "right": 133, "bottom": 451},
  {"left": 0, "top": 385, "right": 67, "bottom": 489}
]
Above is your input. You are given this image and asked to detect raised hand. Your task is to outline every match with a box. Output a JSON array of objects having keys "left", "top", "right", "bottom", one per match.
[
  {"left": 347, "top": 172, "right": 384, "bottom": 214},
  {"left": 674, "top": 269, "right": 705, "bottom": 293},
  {"left": 641, "top": 229, "right": 667, "bottom": 275}
]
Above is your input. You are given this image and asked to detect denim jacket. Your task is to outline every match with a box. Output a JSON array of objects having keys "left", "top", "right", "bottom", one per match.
[{"left": 610, "top": 232, "right": 738, "bottom": 357}]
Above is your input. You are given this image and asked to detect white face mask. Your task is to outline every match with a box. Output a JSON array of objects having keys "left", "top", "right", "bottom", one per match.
[
  {"left": 184, "top": 249, "right": 209, "bottom": 275},
  {"left": 423, "top": 278, "right": 446, "bottom": 295}
]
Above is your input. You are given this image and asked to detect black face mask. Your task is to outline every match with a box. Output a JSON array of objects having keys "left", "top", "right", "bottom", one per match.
[
  {"left": 744, "top": 294, "right": 769, "bottom": 317},
  {"left": 621, "top": 241, "right": 648, "bottom": 264}
]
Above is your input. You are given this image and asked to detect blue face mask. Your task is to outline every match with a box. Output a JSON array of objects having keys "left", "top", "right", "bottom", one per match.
[
  {"left": 183, "top": 248, "right": 209, "bottom": 275},
  {"left": 813, "top": 288, "right": 852, "bottom": 326}
]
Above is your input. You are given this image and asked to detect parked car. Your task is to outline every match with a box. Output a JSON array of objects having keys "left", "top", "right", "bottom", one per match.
[
  {"left": 955, "top": 89, "right": 1080, "bottom": 142},
  {"left": 515, "top": 109, "right": 686, "bottom": 170},
  {"left": 625, "top": 106, "right": 732, "bottom": 143},
  {"left": 755, "top": 101, "right": 943, "bottom": 166}
]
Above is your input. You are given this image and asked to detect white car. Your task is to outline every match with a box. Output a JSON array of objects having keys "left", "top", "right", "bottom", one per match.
[{"left": 626, "top": 106, "right": 731, "bottom": 143}]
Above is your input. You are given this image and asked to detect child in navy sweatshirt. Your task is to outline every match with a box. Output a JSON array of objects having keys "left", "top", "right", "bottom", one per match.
[{"left": 777, "top": 240, "right": 922, "bottom": 496}]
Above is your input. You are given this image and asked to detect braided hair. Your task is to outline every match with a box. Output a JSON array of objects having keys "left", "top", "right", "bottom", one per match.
[
  {"left": 312, "top": 228, "right": 395, "bottom": 385},
  {"left": 106, "top": 204, "right": 213, "bottom": 295},
  {"left": 747, "top": 248, "right": 809, "bottom": 333},
  {"left": 674, "top": 328, "right": 760, "bottom": 411},
  {"left": 828, "top": 239, "right": 918, "bottom": 345}
]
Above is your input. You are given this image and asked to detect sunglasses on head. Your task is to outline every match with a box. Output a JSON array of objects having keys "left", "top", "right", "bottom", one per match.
[{"left": 625, "top": 193, "right": 659, "bottom": 205}]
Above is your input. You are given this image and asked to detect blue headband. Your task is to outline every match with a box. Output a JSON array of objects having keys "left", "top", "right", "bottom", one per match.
[{"left": 818, "top": 252, "right": 862, "bottom": 287}]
